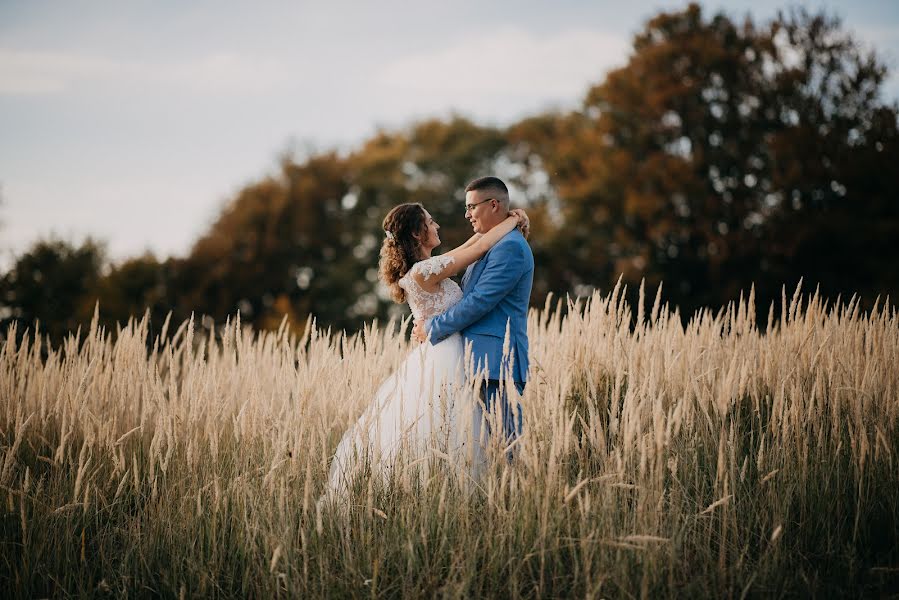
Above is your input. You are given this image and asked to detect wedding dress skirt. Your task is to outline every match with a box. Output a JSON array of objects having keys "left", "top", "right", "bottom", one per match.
[{"left": 325, "top": 332, "right": 480, "bottom": 496}]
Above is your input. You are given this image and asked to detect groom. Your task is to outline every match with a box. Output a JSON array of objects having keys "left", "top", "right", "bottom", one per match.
[{"left": 413, "top": 176, "right": 534, "bottom": 453}]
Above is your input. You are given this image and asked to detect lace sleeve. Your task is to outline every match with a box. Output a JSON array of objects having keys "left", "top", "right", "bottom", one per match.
[{"left": 413, "top": 255, "right": 456, "bottom": 280}]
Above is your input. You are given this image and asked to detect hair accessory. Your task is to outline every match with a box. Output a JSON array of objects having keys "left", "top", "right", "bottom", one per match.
[{"left": 385, "top": 230, "right": 395, "bottom": 242}]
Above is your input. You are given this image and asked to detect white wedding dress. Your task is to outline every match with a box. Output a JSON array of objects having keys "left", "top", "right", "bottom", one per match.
[{"left": 325, "top": 255, "right": 476, "bottom": 496}]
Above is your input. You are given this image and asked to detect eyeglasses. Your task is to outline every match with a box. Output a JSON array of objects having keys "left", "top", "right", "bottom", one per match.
[{"left": 464, "top": 197, "right": 495, "bottom": 214}]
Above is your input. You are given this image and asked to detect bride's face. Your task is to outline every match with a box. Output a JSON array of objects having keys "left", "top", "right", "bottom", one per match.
[{"left": 419, "top": 209, "right": 441, "bottom": 250}]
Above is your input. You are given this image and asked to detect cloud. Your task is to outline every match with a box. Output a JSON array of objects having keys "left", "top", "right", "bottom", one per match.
[
  {"left": 0, "top": 48, "right": 291, "bottom": 95},
  {"left": 0, "top": 50, "right": 116, "bottom": 94},
  {"left": 165, "top": 53, "right": 291, "bottom": 93},
  {"left": 375, "top": 27, "right": 629, "bottom": 116}
]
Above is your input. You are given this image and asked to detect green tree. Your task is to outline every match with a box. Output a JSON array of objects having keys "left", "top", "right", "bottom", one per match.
[
  {"left": 92, "top": 253, "right": 172, "bottom": 334},
  {"left": 0, "top": 238, "right": 105, "bottom": 343}
]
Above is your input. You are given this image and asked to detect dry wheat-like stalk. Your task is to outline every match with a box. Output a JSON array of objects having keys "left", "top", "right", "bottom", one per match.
[{"left": 0, "top": 284, "right": 896, "bottom": 597}]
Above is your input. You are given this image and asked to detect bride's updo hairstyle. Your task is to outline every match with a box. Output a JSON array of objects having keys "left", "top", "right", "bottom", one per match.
[{"left": 379, "top": 203, "right": 428, "bottom": 303}]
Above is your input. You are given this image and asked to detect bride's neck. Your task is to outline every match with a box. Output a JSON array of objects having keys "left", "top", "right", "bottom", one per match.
[{"left": 418, "top": 248, "right": 432, "bottom": 260}]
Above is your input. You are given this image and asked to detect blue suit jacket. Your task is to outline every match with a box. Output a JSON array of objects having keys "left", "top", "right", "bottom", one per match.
[{"left": 425, "top": 229, "right": 533, "bottom": 383}]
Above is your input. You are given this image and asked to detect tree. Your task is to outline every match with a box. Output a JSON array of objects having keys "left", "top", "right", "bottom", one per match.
[
  {"left": 5, "top": 6, "right": 897, "bottom": 341},
  {"left": 177, "top": 152, "right": 351, "bottom": 333},
  {"left": 92, "top": 253, "right": 172, "bottom": 333},
  {"left": 0, "top": 238, "right": 105, "bottom": 343},
  {"left": 173, "top": 117, "right": 511, "bottom": 333},
  {"left": 514, "top": 4, "right": 899, "bottom": 318}
]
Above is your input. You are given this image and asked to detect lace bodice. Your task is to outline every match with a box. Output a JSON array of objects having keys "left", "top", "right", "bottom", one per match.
[{"left": 399, "top": 255, "right": 463, "bottom": 320}]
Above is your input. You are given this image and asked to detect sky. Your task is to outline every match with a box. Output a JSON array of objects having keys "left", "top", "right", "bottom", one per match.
[{"left": 1, "top": 0, "right": 897, "bottom": 266}]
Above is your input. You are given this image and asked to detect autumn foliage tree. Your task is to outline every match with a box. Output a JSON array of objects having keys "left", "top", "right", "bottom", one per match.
[
  {"left": 162, "top": 117, "right": 510, "bottom": 333},
  {"left": 513, "top": 5, "right": 899, "bottom": 318}
]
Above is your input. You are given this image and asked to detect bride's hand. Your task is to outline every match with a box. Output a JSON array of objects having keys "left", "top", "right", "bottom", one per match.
[{"left": 510, "top": 208, "right": 530, "bottom": 239}]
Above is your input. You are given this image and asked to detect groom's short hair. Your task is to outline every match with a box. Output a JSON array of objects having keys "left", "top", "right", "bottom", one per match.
[{"left": 465, "top": 176, "right": 510, "bottom": 208}]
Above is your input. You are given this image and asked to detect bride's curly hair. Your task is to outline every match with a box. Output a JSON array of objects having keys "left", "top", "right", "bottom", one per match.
[{"left": 379, "top": 203, "right": 428, "bottom": 303}]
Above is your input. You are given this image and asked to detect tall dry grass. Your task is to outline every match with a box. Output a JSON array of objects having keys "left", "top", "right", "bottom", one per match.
[{"left": 1, "top": 281, "right": 897, "bottom": 597}]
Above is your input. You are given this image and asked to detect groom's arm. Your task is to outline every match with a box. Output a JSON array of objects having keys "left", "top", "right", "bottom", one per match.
[{"left": 426, "top": 241, "right": 527, "bottom": 343}]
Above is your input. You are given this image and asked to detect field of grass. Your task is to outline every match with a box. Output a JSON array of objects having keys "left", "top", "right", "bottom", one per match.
[{"left": 1, "top": 282, "right": 897, "bottom": 598}]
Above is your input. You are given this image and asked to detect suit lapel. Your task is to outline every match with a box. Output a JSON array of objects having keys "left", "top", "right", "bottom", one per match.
[
  {"left": 463, "top": 256, "right": 486, "bottom": 292},
  {"left": 461, "top": 262, "right": 475, "bottom": 290}
]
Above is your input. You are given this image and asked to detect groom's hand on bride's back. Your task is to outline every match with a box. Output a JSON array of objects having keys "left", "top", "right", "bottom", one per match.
[{"left": 412, "top": 320, "right": 428, "bottom": 344}]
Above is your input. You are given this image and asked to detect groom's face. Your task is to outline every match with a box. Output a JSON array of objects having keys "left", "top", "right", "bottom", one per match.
[{"left": 465, "top": 190, "right": 498, "bottom": 234}]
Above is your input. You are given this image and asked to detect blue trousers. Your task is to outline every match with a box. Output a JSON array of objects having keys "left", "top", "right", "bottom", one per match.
[{"left": 477, "top": 379, "right": 525, "bottom": 446}]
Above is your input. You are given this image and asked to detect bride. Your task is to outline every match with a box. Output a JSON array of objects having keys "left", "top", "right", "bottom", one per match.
[{"left": 324, "top": 202, "right": 528, "bottom": 497}]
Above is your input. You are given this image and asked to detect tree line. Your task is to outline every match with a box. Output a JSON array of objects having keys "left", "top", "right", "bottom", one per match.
[{"left": 3, "top": 4, "right": 898, "bottom": 345}]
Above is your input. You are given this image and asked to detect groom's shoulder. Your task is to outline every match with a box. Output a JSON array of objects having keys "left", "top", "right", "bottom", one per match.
[
  {"left": 506, "top": 229, "right": 532, "bottom": 254},
  {"left": 498, "top": 228, "right": 529, "bottom": 247},
  {"left": 492, "top": 230, "right": 523, "bottom": 252},
  {"left": 491, "top": 230, "right": 532, "bottom": 260}
]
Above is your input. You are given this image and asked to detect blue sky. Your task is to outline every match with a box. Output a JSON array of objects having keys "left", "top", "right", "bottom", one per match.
[{"left": 1, "top": 1, "right": 897, "bottom": 265}]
